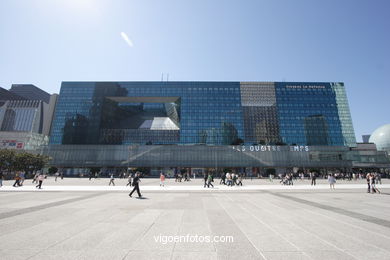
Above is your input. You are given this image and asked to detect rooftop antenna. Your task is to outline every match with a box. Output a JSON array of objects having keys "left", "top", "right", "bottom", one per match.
[
  {"left": 161, "top": 73, "right": 164, "bottom": 81},
  {"left": 167, "top": 73, "right": 169, "bottom": 82}
]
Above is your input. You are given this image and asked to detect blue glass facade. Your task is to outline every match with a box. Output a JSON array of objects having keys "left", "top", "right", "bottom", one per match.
[
  {"left": 50, "top": 81, "right": 356, "bottom": 147},
  {"left": 276, "top": 82, "right": 343, "bottom": 146}
]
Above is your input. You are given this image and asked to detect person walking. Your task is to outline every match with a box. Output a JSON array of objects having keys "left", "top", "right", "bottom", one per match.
[
  {"left": 376, "top": 173, "right": 382, "bottom": 185},
  {"left": 32, "top": 172, "right": 39, "bottom": 184},
  {"left": 19, "top": 171, "right": 25, "bottom": 186},
  {"left": 366, "top": 172, "right": 371, "bottom": 193},
  {"left": 184, "top": 172, "right": 190, "bottom": 182},
  {"left": 207, "top": 173, "right": 214, "bottom": 188},
  {"left": 370, "top": 173, "right": 380, "bottom": 194},
  {"left": 160, "top": 172, "right": 165, "bottom": 187},
  {"left": 203, "top": 173, "right": 208, "bottom": 188},
  {"left": 13, "top": 172, "right": 21, "bottom": 187},
  {"left": 109, "top": 174, "right": 115, "bottom": 186},
  {"left": 55, "top": 171, "right": 60, "bottom": 182},
  {"left": 220, "top": 172, "right": 226, "bottom": 185},
  {"left": 129, "top": 172, "right": 142, "bottom": 198},
  {"left": 0, "top": 171, "right": 3, "bottom": 187},
  {"left": 328, "top": 174, "right": 336, "bottom": 189},
  {"left": 310, "top": 172, "right": 317, "bottom": 186},
  {"left": 233, "top": 173, "right": 238, "bottom": 186},
  {"left": 226, "top": 172, "right": 232, "bottom": 186},
  {"left": 237, "top": 174, "right": 243, "bottom": 186},
  {"left": 36, "top": 173, "right": 46, "bottom": 189},
  {"left": 126, "top": 174, "right": 132, "bottom": 186}
]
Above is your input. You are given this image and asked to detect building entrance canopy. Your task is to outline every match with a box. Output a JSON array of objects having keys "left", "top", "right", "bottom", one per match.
[{"left": 46, "top": 144, "right": 357, "bottom": 168}]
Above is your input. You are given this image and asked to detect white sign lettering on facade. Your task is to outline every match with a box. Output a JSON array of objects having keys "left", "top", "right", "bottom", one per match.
[{"left": 233, "top": 145, "right": 309, "bottom": 152}]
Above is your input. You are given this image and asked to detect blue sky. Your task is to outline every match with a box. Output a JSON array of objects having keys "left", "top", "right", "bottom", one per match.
[{"left": 0, "top": 0, "right": 389, "bottom": 140}]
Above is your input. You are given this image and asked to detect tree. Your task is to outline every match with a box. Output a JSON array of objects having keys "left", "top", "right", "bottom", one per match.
[
  {"left": 12, "top": 152, "right": 49, "bottom": 174},
  {"left": 0, "top": 150, "right": 49, "bottom": 178},
  {"left": 0, "top": 149, "right": 16, "bottom": 171}
]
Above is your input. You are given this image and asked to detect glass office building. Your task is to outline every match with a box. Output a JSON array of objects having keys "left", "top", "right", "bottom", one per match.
[
  {"left": 50, "top": 81, "right": 355, "bottom": 146},
  {"left": 46, "top": 81, "right": 389, "bottom": 172}
]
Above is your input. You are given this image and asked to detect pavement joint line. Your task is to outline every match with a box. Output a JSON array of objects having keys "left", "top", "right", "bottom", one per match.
[
  {"left": 241, "top": 194, "right": 361, "bottom": 259},
  {"left": 252, "top": 193, "right": 390, "bottom": 255},
  {"left": 219, "top": 193, "right": 313, "bottom": 260},
  {"left": 204, "top": 197, "right": 218, "bottom": 254},
  {"left": 213, "top": 194, "right": 268, "bottom": 260},
  {"left": 170, "top": 209, "right": 185, "bottom": 260},
  {"left": 121, "top": 212, "right": 160, "bottom": 260},
  {"left": 24, "top": 206, "right": 121, "bottom": 260},
  {"left": 266, "top": 191, "right": 390, "bottom": 229},
  {"left": 297, "top": 205, "right": 390, "bottom": 241},
  {"left": 0, "top": 192, "right": 105, "bottom": 220}
]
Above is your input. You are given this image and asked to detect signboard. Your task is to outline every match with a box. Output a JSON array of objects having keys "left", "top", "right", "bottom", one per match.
[
  {"left": 0, "top": 140, "right": 24, "bottom": 149},
  {"left": 232, "top": 145, "right": 309, "bottom": 152}
]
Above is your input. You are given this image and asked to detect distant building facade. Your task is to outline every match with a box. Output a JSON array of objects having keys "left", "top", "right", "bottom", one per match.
[
  {"left": 0, "top": 85, "right": 57, "bottom": 151},
  {"left": 0, "top": 87, "right": 25, "bottom": 101},
  {"left": 10, "top": 84, "right": 51, "bottom": 104},
  {"left": 362, "top": 134, "right": 371, "bottom": 143},
  {"left": 44, "top": 81, "right": 389, "bottom": 174}
]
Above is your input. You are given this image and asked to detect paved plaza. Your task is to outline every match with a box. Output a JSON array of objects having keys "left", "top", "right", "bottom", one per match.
[{"left": 1, "top": 179, "right": 390, "bottom": 259}]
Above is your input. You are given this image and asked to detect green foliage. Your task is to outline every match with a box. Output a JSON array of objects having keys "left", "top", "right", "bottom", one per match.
[
  {"left": 0, "top": 149, "right": 49, "bottom": 172},
  {"left": 0, "top": 149, "right": 16, "bottom": 170},
  {"left": 48, "top": 166, "right": 59, "bottom": 174}
]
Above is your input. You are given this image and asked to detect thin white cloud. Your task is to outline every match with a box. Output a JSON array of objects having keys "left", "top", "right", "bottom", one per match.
[{"left": 120, "top": 32, "right": 133, "bottom": 47}]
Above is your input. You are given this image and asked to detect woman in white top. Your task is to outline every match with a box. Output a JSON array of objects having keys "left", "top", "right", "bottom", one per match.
[{"left": 328, "top": 174, "right": 336, "bottom": 189}]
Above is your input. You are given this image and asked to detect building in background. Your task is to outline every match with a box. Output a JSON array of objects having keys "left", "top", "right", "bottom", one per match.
[
  {"left": 45, "top": 81, "right": 390, "bottom": 176},
  {"left": 0, "top": 87, "right": 25, "bottom": 101},
  {"left": 369, "top": 124, "right": 390, "bottom": 154},
  {"left": 362, "top": 134, "right": 371, "bottom": 143},
  {"left": 10, "top": 84, "right": 51, "bottom": 104},
  {"left": 0, "top": 85, "right": 57, "bottom": 151},
  {"left": 50, "top": 82, "right": 356, "bottom": 146}
]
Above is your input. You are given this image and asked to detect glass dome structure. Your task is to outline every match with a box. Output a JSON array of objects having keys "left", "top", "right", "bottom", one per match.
[{"left": 369, "top": 124, "right": 390, "bottom": 153}]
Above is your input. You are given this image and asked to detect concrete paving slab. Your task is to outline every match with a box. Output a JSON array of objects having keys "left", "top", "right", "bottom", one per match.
[{"left": 0, "top": 185, "right": 390, "bottom": 259}]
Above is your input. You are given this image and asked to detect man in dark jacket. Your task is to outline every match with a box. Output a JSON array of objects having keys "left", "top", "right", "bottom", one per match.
[
  {"left": 203, "top": 173, "right": 208, "bottom": 188},
  {"left": 129, "top": 172, "right": 142, "bottom": 198},
  {"left": 311, "top": 172, "right": 317, "bottom": 186},
  {"left": 220, "top": 172, "right": 226, "bottom": 185}
]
